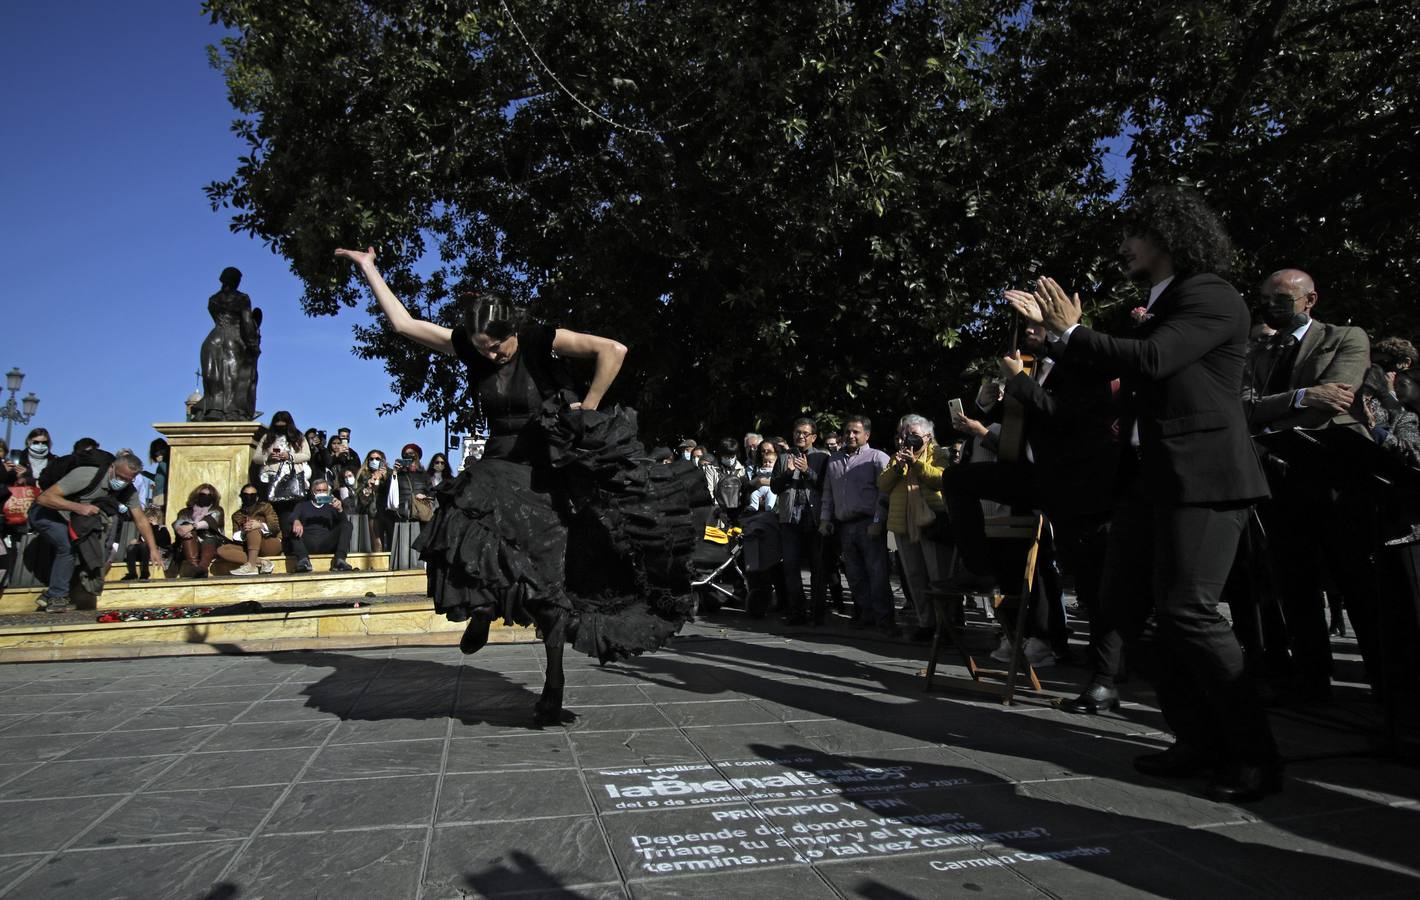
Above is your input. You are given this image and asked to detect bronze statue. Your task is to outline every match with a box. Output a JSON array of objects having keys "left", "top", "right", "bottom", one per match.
[{"left": 193, "top": 267, "right": 262, "bottom": 421}]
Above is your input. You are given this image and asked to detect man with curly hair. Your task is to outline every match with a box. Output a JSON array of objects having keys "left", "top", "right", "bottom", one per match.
[{"left": 1010, "top": 185, "right": 1280, "bottom": 802}]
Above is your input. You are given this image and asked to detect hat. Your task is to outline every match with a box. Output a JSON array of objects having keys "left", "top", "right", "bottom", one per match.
[
  {"left": 675, "top": 438, "right": 697, "bottom": 450},
  {"left": 400, "top": 443, "right": 423, "bottom": 459}
]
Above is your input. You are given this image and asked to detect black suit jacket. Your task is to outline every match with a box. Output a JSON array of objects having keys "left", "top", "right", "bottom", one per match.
[
  {"left": 1003, "top": 356, "right": 1120, "bottom": 517},
  {"left": 1059, "top": 273, "right": 1270, "bottom": 506},
  {"left": 770, "top": 448, "right": 830, "bottom": 525}
]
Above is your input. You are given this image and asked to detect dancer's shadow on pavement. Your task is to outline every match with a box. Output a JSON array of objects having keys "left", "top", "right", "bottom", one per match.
[{"left": 217, "top": 646, "right": 552, "bottom": 729}]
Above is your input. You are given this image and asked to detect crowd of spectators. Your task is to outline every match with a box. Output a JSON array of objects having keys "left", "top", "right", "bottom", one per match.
[
  {"left": 4, "top": 259, "right": 1419, "bottom": 724},
  {"left": 0, "top": 415, "right": 449, "bottom": 603}
]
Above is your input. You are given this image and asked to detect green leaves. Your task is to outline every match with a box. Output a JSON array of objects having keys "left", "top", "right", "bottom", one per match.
[{"left": 204, "top": 0, "right": 1419, "bottom": 441}]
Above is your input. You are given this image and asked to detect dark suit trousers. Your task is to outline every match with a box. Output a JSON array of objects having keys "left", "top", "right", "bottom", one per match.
[
  {"left": 288, "top": 519, "right": 354, "bottom": 562},
  {"left": 780, "top": 520, "right": 829, "bottom": 619},
  {"left": 1102, "top": 483, "right": 1277, "bottom": 764}
]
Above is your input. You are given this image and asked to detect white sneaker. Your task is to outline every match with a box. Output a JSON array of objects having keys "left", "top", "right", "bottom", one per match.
[
  {"left": 257, "top": 558, "right": 275, "bottom": 574},
  {"left": 989, "top": 636, "right": 1012, "bottom": 663},
  {"left": 1023, "top": 637, "right": 1055, "bottom": 668},
  {"left": 230, "top": 563, "right": 260, "bottom": 576}
]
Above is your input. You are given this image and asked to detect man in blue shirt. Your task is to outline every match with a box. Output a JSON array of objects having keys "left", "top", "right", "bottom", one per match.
[{"left": 819, "top": 416, "right": 893, "bottom": 632}]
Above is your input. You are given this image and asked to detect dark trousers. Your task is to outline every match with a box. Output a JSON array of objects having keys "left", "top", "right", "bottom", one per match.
[
  {"left": 125, "top": 541, "right": 152, "bottom": 578},
  {"left": 28, "top": 506, "right": 74, "bottom": 600},
  {"left": 780, "top": 521, "right": 829, "bottom": 619},
  {"left": 837, "top": 518, "right": 893, "bottom": 623},
  {"left": 1259, "top": 477, "right": 1375, "bottom": 692},
  {"left": 288, "top": 520, "right": 353, "bottom": 562},
  {"left": 1102, "top": 486, "right": 1277, "bottom": 764}
]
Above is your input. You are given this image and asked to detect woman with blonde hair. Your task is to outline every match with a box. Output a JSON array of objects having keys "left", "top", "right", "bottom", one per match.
[{"left": 877, "top": 414, "right": 954, "bottom": 641}]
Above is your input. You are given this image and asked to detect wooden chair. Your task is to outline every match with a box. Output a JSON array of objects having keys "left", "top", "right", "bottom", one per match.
[{"left": 924, "top": 513, "right": 1046, "bottom": 705}]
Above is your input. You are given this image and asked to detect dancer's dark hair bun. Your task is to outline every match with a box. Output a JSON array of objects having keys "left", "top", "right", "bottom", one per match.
[{"left": 460, "top": 292, "right": 528, "bottom": 341}]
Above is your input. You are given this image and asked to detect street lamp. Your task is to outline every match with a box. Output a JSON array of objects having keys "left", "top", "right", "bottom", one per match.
[{"left": 1, "top": 368, "right": 40, "bottom": 452}]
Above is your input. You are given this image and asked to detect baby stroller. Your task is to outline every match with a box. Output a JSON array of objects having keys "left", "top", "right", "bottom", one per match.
[{"left": 689, "top": 472, "right": 749, "bottom": 613}]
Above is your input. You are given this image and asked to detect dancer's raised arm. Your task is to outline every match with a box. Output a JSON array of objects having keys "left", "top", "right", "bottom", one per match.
[{"left": 335, "top": 246, "right": 454, "bottom": 356}]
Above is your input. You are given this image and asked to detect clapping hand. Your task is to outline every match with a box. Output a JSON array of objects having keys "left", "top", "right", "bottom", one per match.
[
  {"left": 999, "top": 351, "right": 1025, "bottom": 380},
  {"left": 1034, "top": 277, "right": 1082, "bottom": 333}
]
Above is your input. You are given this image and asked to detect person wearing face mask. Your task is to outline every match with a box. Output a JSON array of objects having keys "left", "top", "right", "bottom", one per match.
[
  {"left": 1242, "top": 269, "right": 1370, "bottom": 436},
  {"left": 427, "top": 452, "right": 451, "bottom": 490},
  {"left": 381, "top": 443, "right": 431, "bottom": 569},
  {"left": 704, "top": 437, "right": 747, "bottom": 525},
  {"left": 287, "top": 479, "right": 356, "bottom": 572},
  {"left": 675, "top": 439, "right": 697, "bottom": 463},
  {"left": 1242, "top": 269, "right": 1373, "bottom": 705},
  {"left": 30, "top": 449, "right": 156, "bottom": 613},
  {"left": 20, "top": 428, "right": 52, "bottom": 485},
  {"left": 356, "top": 450, "right": 389, "bottom": 553},
  {"left": 217, "top": 484, "right": 283, "bottom": 575},
  {"left": 172, "top": 483, "right": 226, "bottom": 578}
]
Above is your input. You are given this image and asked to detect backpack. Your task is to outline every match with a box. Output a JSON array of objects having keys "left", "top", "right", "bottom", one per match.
[{"left": 38, "top": 449, "right": 115, "bottom": 491}]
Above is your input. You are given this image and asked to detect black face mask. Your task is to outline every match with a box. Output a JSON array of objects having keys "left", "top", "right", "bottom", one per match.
[
  {"left": 240, "top": 494, "right": 259, "bottom": 509},
  {"left": 195, "top": 493, "right": 216, "bottom": 507},
  {"left": 1260, "top": 298, "right": 1308, "bottom": 332}
]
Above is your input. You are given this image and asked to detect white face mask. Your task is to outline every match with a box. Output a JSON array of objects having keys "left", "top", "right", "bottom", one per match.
[
  {"left": 29, "top": 442, "right": 49, "bottom": 457},
  {"left": 681, "top": 451, "right": 692, "bottom": 461},
  {"left": 344, "top": 476, "right": 356, "bottom": 486}
]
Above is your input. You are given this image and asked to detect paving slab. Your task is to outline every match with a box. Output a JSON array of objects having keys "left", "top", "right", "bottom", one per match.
[{"left": 0, "top": 618, "right": 1414, "bottom": 899}]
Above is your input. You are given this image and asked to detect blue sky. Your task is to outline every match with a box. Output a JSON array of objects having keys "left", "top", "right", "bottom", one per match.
[{"left": 0, "top": 2, "right": 435, "bottom": 461}]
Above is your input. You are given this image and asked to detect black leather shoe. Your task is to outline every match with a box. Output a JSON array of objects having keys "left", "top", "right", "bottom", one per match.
[
  {"left": 1206, "top": 763, "right": 1282, "bottom": 803},
  {"left": 1133, "top": 745, "right": 1215, "bottom": 778},
  {"left": 1061, "top": 684, "right": 1120, "bottom": 715}
]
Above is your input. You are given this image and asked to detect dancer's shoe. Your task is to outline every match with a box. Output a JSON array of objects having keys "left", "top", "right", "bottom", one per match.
[{"left": 459, "top": 618, "right": 491, "bottom": 655}]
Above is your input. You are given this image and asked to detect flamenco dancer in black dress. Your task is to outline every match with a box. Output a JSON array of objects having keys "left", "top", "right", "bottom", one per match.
[{"left": 336, "top": 247, "right": 703, "bottom": 725}]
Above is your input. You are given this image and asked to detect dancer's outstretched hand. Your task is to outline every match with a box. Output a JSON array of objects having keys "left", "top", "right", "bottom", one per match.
[
  {"left": 334, "top": 246, "right": 377, "bottom": 267},
  {"left": 1004, "top": 289, "right": 1043, "bottom": 324},
  {"left": 1036, "top": 277, "right": 1083, "bottom": 333}
]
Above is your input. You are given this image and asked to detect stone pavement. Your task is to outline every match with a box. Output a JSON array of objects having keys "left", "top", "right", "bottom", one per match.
[{"left": 0, "top": 619, "right": 1417, "bottom": 899}]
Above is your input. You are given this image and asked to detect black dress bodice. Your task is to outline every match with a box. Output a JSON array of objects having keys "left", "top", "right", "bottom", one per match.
[{"left": 453, "top": 323, "right": 573, "bottom": 464}]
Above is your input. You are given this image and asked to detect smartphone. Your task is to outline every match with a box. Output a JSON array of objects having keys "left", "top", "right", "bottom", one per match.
[{"left": 949, "top": 397, "right": 965, "bottom": 418}]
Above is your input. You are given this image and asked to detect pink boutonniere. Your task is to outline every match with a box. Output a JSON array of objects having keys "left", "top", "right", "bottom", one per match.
[{"left": 1130, "top": 306, "right": 1154, "bottom": 325}]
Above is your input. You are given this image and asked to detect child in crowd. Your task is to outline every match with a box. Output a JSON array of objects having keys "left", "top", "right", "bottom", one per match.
[{"left": 123, "top": 506, "right": 172, "bottom": 581}]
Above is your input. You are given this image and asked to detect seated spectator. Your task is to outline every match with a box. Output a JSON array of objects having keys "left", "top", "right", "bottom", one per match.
[
  {"left": 123, "top": 505, "right": 171, "bottom": 581},
  {"left": 427, "top": 452, "right": 452, "bottom": 490},
  {"left": 288, "top": 479, "right": 355, "bottom": 572},
  {"left": 31, "top": 448, "right": 157, "bottom": 613},
  {"left": 216, "top": 483, "right": 283, "bottom": 575},
  {"left": 252, "top": 410, "right": 312, "bottom": 531},
  {"left": 878, "top": 414, "right": 953, "bottom": 641},
  {"left": 20, "top": 428, "right": 53, "bottom": 484},
  {"left": 173, "top": 483, "right": 226, "bottom": 578},
  {"left": 356, "top": 450, "right": 389, "bottom": 552},
  {"left": 745, "top": 440, "right": 779, "bottom": 511}
]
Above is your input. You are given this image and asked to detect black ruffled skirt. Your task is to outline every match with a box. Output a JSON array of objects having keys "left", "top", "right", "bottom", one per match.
[{"left": 415, "top": 396, "right": 708, "bottom": 663}]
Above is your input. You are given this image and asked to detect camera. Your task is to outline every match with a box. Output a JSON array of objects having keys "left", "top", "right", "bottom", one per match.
[{"left": 902, "top": 433, "right": 924, "bottom": 451}]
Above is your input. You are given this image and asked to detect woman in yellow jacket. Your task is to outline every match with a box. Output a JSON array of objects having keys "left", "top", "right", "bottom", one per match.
[{"left": 877, "top": 414, "right": 955, "bottom": 640}]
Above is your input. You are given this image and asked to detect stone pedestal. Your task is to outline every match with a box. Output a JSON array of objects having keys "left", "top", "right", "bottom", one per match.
[{"left": 153, "top": 421, "right": 262, "bottom": 531}]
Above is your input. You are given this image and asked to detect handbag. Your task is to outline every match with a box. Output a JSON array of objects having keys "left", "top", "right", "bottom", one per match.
[
  {"left": 411, "top": 495, "right": 435, "bottom": 523},
  {"left": 3, "top": 485, "right": 39, "bottom": 527}
]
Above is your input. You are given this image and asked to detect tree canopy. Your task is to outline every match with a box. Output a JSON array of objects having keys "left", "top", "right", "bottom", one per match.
[{"left": 203, "top": 0, "right": 1418, "bottom": 441}]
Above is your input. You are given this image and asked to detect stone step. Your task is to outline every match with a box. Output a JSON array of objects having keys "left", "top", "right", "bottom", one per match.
[
  {"left": 0, "top": 597, "right": 535, "bottom": 662},
  {"left": 101, "top": 551, "right": 392, "bottom": 581},
  {"left": 0, "top": 567, "right": 426, "bottom": 615}
]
